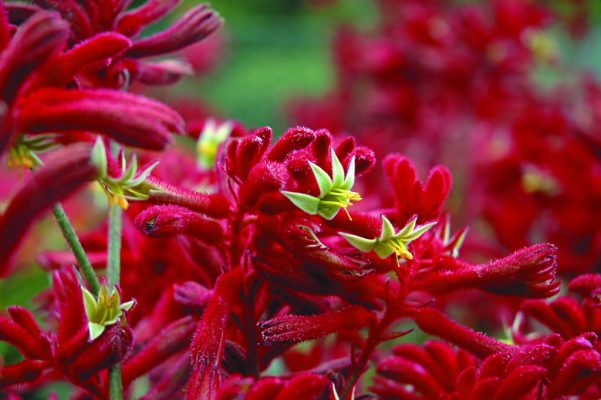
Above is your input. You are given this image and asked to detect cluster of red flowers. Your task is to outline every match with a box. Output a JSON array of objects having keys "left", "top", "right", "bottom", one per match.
[{"left": 0, "top": 0, "right": 600, "bottom": 399}]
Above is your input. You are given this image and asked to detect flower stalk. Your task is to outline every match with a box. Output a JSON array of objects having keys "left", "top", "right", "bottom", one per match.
[
  {"left": 52, "top": 204, "right": 100, "bottom": 296},
  {"left": 107, "top": 204, "right": 124, "bottom": 399}
]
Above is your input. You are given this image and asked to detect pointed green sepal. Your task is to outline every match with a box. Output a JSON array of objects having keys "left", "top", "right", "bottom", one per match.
[
  {"left": 88, "top": 322, "right": 106, "bottom": 341},
  {"left": 339, "top": 232, "right": 378, "bottom": 252},
  {"left": 343, "top": 156, "right": 356, "bottom": 189},
  {"left": 120, "top": 300, "right": 135, "bottom": 312},
  {"left": 318, "top": 205, "right": 342, "bottom": 220},
  {"left": 374, "top": 244, "right": 395, "bottom": 259},
  {"left": 281, "top": 191, "right": 320, "bottom": 214},
  {"left": 91, "top": 138, "right": 107, "bottom": 179},
  {"left": 331, "top": 148, "right": 345, "bottom": 187},
  {"left": 380, "top": 215, "right": 396, "bottom": 241},
  {"left": 82, "top": 286, "right": 97, "bottom": 318},
  {"left": 402, "top": 220, "right": 437, "bottom": 243},
  {"left": 309, "top": 161, "right": 334, "bottom": 197}
]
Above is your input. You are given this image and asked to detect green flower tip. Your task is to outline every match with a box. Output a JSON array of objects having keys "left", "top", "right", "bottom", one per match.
[
  {"left": 282, "top": 149, "right": 361, "bottom": 220},
  {"left": 339, "top": 215, "right": 436, "bottom": 265},
  {"left": 440, "top": 217, "right": 468, "bottom": 258},
  {"left": 91, "top": 137, "right": 159, "bottom": 210},
  {"left": 82, "top": 285, "right": 134, "bottom": 341},
  {"left": 197, "top": 118, "right": 234, "bottom": 170}
]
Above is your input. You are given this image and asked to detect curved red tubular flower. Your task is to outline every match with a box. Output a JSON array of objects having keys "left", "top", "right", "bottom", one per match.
[
  {"left": 413, "top": 243, "right": 560, "bottom": 298},
  {"left": 16, "top": 88, "right": 183, "bottom": 150}
]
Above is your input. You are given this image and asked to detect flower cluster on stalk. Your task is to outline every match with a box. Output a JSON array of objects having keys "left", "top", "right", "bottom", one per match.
[{"left": 0, "top": 0, "right": 600, "bottom": 399}]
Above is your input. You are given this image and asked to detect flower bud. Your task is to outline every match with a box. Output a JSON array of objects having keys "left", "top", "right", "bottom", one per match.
[{"left": 135, "top": 204, "right": 224, "bottom": 243}]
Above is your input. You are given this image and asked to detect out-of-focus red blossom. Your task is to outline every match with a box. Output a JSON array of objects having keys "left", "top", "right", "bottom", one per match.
[
  {"left": 289, "top": 0, "right": 601, "bottom": 276},
  {"left": 0, "top": 266, "right": 132, "bottom": 396},
  {"left": 0, "top": 143, "right": 97, "bottom": 275}
]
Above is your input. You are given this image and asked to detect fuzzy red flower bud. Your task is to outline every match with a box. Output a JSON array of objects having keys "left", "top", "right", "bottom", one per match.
[
  {"left": 414, "top": 308, "right": 512, "bottom": 358},
  {"left": 187, "top": 271, "right": 240, "bottom": 400},
  {"left": 258, "top": 306, "right": 373, "bottom": 345},
  {"left": 415, "top": 243, "right": 559, "bottom": 298},
  {"left": 239, "top": 161, "right": 288, "bottom": 209},
  {"left": 17, "top": 88, "right": 184, "bottom": 149},
  {"left": 266, "top": 126, "right": 315, "bottom": 162},
  {"left": 0, "top": 144, "right": 98, "bottom": 275},
  {"left": 227, "top": 126, "right": 272, "bottom": 180},
  {"left": 146, "top": 176, "right": 230, "bottom": 218},
  {"left": 126, "top": 5, "right": 222, "bottom": 58},
  {"left": 135, "top": 204, "right": 224, "bottom": 243}
]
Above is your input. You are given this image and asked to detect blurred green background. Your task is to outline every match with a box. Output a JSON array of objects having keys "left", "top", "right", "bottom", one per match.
[{"left": 166, "top": 0, "right": 377, "bottom": 132}]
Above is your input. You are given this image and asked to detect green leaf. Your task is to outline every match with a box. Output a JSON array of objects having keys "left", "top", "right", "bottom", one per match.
[
  {"left": 339, "top": 232, "right": 377, "bottom": 252},
  {"left": 309, "top": 162, "right": 333, "bottom": 197},
  {"left": 331, "top": 149, "right": 345, "bottom": 187},
  {"left": 89, "top": 322, "right": 106, "bottom": 341},
  {"left": 281, "top": 191, "right": 320, "bottom": 214}
]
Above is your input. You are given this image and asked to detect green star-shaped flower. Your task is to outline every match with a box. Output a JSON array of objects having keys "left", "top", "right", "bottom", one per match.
[
  {"left": 82, "top": 284, "right": 134, "bottom": 341},
  {"left": 339, "top": 215, "right": 436, "bottom": 264},
  {"left": 91, "top": 138, "right": 158, "bottom": 209},
  {"left": 282, "top": 149, "right": 361, "bottom": 220}
]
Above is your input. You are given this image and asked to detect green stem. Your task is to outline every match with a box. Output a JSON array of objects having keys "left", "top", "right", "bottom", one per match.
[
  {"left": 109, "top": 365, "right": 123, "bottom": 399},
  {"left": 107, "top": 205, "right": 122, "bottom": 290},
  {"left": 107, "top": 205, "right": 123, "bottom": 400},
  {"left": 52, "top": 204, "right": 100, "bottom": 295}
]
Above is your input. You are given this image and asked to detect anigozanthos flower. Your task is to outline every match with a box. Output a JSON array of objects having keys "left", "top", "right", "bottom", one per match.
[
  {"left": 91, "top": 138, "right": 158, "bottom": 209},
  {"left": 7, "top": 134, "right": 57, "bottom": 169},
  {"left": 340, "top": 215, "right": 436, "bottom": 265},
  {"left": 82, "top": 284, "right": 134, "bottom": 341},
  {"left": 196, "top": 118, "right": 234, "bottom": 170},
  {"left": 282, "top": 149, "right": 361, "bottom": 220}
]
